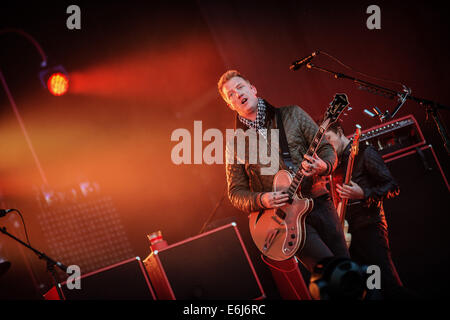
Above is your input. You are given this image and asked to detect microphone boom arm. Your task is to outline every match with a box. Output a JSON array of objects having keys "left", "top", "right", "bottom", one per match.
[{"left": 304, "top": 62, "right": 450, "bottom": 155}]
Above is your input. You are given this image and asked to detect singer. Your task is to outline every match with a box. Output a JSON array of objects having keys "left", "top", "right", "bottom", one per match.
[{"left": 217, "top": 69, "right": 350, "bottom": 273}]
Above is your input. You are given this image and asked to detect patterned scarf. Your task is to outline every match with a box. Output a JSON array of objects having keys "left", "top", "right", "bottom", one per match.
[{"left": 238, "top": 98, "right": 267, "bottom": 130}]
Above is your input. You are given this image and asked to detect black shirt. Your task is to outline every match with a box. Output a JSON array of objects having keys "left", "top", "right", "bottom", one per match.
[{"left": 331, "top": 142, "right": 400, "bottom": 231}]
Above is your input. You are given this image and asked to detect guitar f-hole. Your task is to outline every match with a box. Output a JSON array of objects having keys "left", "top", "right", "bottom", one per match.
[
  {"left": 263, "top": 228, "right": 280, "bottom": 252},
  {"left": 271, "top": 215, "right": 284, "bottom": 225},
  {"left": 275, "top": 208, "right": 286, "bottom": 220}
]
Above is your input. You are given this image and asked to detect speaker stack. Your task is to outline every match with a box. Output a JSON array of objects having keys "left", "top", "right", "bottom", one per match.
[
  {"left": 43, "top": 223, "right": 266, "bottom": 300},
  {"left": 143, "top": 222, "right": 266, "bottom": 300},
  {"left": 44, "top": 257, "right": 156, "bottom": 300},
  {"left": 359, "top": 115, "right": 450, "bottom": 298}
]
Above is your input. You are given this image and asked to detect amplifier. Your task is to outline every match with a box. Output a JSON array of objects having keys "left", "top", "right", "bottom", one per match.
[
  {"left": 356, "top": 115, "right": 426, "bottom": 159},
  {"left": 383, "top": 144, "right": 449, "bottom": 297},
  {"left": 143, "top": 222, "right": 265, "bottom": 300},
  {"left": 43, "top": 257, "right": 156, "bottom": 300}
]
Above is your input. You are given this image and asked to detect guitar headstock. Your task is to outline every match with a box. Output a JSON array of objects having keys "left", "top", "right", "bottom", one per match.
[
  {"left": 324, "top": 93, "right": 350, "bottom": 124},
  {"left": 351, "top": 124, "right": 362, "bottom": 156}
]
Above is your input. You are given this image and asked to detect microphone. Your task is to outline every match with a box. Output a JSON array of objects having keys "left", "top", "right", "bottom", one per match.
[
  {"left": 0, "top": 209, "right": 14, "bottom": 218},
  {"left": 290, "top": 51, "right": 320, "bottom": 71}
]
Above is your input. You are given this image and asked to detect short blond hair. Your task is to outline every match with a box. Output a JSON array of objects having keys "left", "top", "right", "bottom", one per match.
[{"left": 217, "top": 70, "right": 250, "bottom": 101}]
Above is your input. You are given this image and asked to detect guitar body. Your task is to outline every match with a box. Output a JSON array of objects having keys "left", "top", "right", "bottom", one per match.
[
  {"left": 247, "top": 93, "right": 350, "bottom": 261},
  {"left": 337, "top": 200, "right": 351, "bottom": 247},
  {"left": 248, "top": 170, "right": 314, "bottom": 261}
]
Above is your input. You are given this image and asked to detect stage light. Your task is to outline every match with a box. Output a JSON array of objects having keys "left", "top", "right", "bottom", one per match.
[
  {"left": 47, "top": 72, "right": 69, "bottom": 96},
  {"left": 39, "top": 65, "right": 70, "bottom": 96}
]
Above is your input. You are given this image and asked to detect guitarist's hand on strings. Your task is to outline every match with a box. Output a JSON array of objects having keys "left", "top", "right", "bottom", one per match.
[
  {"left": 261, "top": 191, "right": 290, "bottom": 208},
  {"left": 301, "top": 153, "right": 328, "bottom": 177},
  {"left": 336, "top": 180, "right": 365, "bottom": 200}
]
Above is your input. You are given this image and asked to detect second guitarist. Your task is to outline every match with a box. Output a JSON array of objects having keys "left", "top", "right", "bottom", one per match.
[{"left": 325, "top": 122, "right": 410, "bottom": 299}]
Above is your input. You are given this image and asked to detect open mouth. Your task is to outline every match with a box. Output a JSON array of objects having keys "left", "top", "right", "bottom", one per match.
[{"left": 241, "top": 98, "right": 248, "bottom": 104}]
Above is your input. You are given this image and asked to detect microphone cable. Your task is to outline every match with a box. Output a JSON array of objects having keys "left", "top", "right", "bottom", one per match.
[
  {"left": 319, "top": 50, "right": 407, "bottom": 90},
  {"left": 1, "top": 208, "right": 32, "bottom": 246}
]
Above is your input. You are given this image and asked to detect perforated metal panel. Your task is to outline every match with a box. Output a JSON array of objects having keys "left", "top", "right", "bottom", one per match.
[{"left": 38, "top": 193, "right": 134, "bottom": 275}]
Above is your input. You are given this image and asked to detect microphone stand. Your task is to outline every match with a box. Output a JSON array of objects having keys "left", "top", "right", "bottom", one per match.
[
  {"left": 0, "top": 225, "right": 68, "bottom": 300},
  {"left": 198, "top": 187, "right": 228, "bottom": 235},
  {"left": 305, "top": 63, "right": 450, "bottom": 155}
]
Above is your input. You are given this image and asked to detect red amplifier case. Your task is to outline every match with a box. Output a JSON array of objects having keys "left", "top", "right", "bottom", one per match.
[
  {"left": 385, "top": 144, "right": 449, "bottom": 190},
  {"left": 356, "top": 114, "right": 426, "bottom": 159},
  {"left": 143, "top": 222, "right": 265, "bottom": 300},
  {"left": 382, "top": 144, "right": 449, "bottom": 296}
]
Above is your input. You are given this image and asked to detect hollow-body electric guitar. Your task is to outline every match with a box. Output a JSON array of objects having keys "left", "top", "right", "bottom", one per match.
[{"left": 248, "top": 94, "right": 350, "bottom": 261}]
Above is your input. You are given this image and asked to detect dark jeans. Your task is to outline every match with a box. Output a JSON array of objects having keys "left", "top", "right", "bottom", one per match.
[
  {"left": 349, "top": 221, "right": 403, "bottom": 298},
  {"left": 296, "top": 194, "right": 350, "bottom": 272}
]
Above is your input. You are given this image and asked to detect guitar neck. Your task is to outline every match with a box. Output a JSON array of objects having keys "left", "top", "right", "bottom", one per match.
[
  {"left": 286, "top": 119, "right": 330, "bottom": 199},
  {"left": 338, "top": 155, "right": 355, "bottom": 224},
  {"left": 344, "top": 150, "right": 356, "bottom": 185},
  {"left": 338, "top": 138, "right": 359, "bottom": 224},
  {"left": 285, "top": 92, "right": 350, "bottom": 200}
]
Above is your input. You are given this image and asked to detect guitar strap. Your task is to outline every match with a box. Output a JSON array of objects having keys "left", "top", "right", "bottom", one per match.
[{"left": 275, "top": 108, "right": 295, "bottom": 172}]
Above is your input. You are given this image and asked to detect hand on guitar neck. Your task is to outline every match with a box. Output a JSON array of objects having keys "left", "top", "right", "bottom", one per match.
[
  {"left": 301, "top": 153, "right": 328, "bottom": 177},
  {"left": 336, "top": 180, "right": 365, "bottom": 200}
]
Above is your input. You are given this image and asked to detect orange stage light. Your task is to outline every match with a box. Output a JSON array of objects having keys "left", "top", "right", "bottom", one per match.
[{"left": 47, "top": 72, "right": 69, "bottom": 96}]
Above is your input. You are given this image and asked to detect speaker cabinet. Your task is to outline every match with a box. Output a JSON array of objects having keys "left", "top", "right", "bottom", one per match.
[
  {"left": 384, "top": 145, "right": 449, "bottom": 297},
  {"left": 143, "top": 223, "right": 265, "bottom": 300},
  {"left": 44, "top": 257, "right": 156, "bottom": 300}
]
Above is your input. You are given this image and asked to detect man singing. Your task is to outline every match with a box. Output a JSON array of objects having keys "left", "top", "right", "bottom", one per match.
[{"left": 218, "top": 70, "right": 349, "bottom": 273}]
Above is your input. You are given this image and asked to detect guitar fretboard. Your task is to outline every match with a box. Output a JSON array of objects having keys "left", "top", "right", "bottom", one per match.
[
  {"left": 284, "top": 93, "right": 349, "bottom": 199},
  {"left": 286, "top": 121, "right": 329, "bottom": 198}
]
